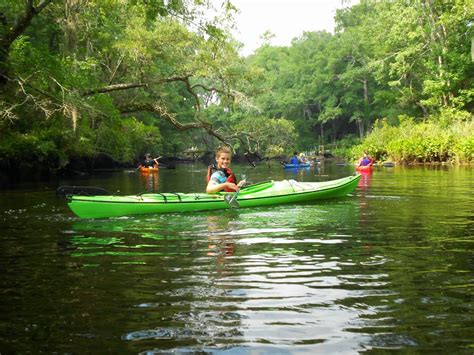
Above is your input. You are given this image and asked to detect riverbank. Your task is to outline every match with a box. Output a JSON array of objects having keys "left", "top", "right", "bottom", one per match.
[{"left": 334, "top": 117, "right": 474, "bottom": 165}]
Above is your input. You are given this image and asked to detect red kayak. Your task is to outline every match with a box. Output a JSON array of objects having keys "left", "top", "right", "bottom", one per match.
[{"left": 356, "top": 164, "right": 373, "bottom": 172}]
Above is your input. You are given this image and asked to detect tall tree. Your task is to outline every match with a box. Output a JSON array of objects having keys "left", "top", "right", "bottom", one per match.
[{"left": 1, "top": 0, "right": 263, "bottom": 166}]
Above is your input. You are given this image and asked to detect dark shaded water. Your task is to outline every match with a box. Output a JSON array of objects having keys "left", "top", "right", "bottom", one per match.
[{"left": 1, "top": 162, "right": 473, "bottom": 353}]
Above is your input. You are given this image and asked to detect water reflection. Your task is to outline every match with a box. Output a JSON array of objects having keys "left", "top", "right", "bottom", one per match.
[
  {"left": 284, "top": 166, "right": 311, "bottom": 179},
  {"left": 206, "top": 214, "right": 236, "bottom": 272},
  {"left": 68, "top": 203, "right": 378, "bottom": 351},
  {"left": 357, "top": 169, "right": 373, "bottom": 231},
  {"left": 139, "top": 170, "right": 160, "bottom": 191},
  {"left": 1, "top": 165, "right": 473, "bottom": 353},
  {"left": 358, "top": 169, "right": 373, "bottom": 190}
]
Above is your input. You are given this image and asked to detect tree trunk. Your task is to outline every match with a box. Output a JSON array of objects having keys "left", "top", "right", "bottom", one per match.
[
  {"left": 362, "top": 78, "right": 368, "bottom": 137},
  {"left": 320, "top": 123, "right": 324, "bottom": 150},
  {"left": 64, "top": 0, "right": 79, "bottom": 54},
  {"left": 471, "top": 38, "right": 474, "bottom": 63},
  {"left": 358, "top": 119, "right": 364, "bottom": 139},
  {"left": 363, "top": 78, "right": 368, "bottom": 104}
]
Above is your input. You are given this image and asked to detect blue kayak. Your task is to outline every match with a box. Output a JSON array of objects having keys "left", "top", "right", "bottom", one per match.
[{"left": 283, "top": 162, "right": 311, "bottom": 169}]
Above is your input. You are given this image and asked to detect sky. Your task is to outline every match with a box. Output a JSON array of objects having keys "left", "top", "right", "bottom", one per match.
[{"left": 226, "top": 0, "right": 358, "bottom": 56}]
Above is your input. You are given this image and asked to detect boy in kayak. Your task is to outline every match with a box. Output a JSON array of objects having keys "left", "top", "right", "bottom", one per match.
[
  {"left": 206, "top": 145, "right": 246, "bottom": 193},
  {"left": 140, "top": 153, "right": 160, "bottom": 168}
]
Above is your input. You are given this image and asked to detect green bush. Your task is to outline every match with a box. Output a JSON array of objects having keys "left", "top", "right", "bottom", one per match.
[
  {"left": 332, "top": 135, "right": 361, "bottom": 159},
  {"left": 452, "top": 135, "right": 474, "bottom": 163},
  {"left": 348, "top": 113, "right": 474, "bottom": 164}
]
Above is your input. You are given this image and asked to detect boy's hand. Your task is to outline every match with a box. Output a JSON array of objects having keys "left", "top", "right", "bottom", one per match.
[{"left": 227, "top": 183, "right": 239, "bottom": 191}]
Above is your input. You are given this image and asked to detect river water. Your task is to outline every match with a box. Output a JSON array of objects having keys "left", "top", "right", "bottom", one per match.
[{"left": 0, "top": 162, "right": 472, "bottom": 353}]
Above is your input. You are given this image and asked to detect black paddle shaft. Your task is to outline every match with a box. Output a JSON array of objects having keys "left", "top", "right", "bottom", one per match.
[{"left": 56, "top": 186, "right": 111, "bottom": 197}]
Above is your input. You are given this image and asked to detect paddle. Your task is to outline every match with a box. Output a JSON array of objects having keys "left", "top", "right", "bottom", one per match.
[
  {"left": 224, "top": 174, "right": 246, "bottom": 208},
  {"left": 56, "top": 185, "right": 111, "bottom": 197},
  {"left": 137, "top": 156, "right": 162, "bottom": 170},
  {"left": 224, "top": 189, "right": 241, "bottom": 208}
]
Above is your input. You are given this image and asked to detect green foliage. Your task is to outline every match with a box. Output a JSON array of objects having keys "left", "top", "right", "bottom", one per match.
[
  {"left": 234, "top": 115, "right": 297, "bottom": 157},
  {"left": 0, "top": 0, "right": 242, "bottom": 171},
  {"left": 240, "top": 0, "right": 473, "bottom": 159},
  {"left": 0, "top": 128, "right": 79, "bottom": 169},
  {"left": 332, "top": 135, "right": 361, "bottom": 160},
  {"left": 1, "top": 0, "right": 473, "bottom": 173},
  {"left": 452, "top": 135, "right": 474, "bottom": 163},
  {"left": 351, "top": 114, "right": 474, "bottom": 163},
  {"left": 92, "top": 115, "right": 162, "bottom": 163}
]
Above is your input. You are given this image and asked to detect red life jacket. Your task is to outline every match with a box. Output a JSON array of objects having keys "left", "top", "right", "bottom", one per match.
[{"left": 207, "top": 165, "right": 236, "bottom": 192}]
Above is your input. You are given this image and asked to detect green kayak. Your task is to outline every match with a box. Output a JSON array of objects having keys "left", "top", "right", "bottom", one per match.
[{"left": 66, "top": 174, "right": 360, "bottom": 219}]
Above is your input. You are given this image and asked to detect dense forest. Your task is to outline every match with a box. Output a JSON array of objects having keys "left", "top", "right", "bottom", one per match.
[{"left": 0, "top": 0, "right": 473, "bottom": 179}]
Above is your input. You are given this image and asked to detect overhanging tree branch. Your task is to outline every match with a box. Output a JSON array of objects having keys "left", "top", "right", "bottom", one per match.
[
  {"left": 0, "top": 0, "right": 53, "bottom": 84},
  {"left": 2, "top": 0, "right": 53, "bottom": 47},
  {"left": 121, "top": 102, "right": 230, "bottom": 144},
  {"left": 0, "top": 0, "right": 53, "bottom": 86},
  {"left": 81, "top": 75, "right": 192, "bottom": 96}
]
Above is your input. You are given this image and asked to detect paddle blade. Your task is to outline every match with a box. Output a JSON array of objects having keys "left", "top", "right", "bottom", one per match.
[
  {"left": 56, "top": 186, "right": 111, "bottom": 197},
  {"left": 224, "top": 192, "right": 240, "bottom": 208}
]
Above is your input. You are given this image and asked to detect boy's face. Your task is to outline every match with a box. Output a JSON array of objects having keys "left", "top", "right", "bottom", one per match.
[{"left": 216, "top": 152, "right": 231, "bottom": 169}]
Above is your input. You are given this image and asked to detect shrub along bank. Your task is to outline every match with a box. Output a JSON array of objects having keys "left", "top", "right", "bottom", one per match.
[{"left": 349, "top": 113, "right": 474, "bottom": 164}]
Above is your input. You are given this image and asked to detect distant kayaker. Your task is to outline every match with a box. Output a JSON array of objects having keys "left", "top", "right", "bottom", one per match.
[
  {"left": 299, "top": 153, "right": 307, "bottom": 163},
  {"left": 206, "top": 145, "right": 246, "bottom": 193},
  {"left": 358, "top": 151, "right": 373, "bottom": 167},
  {"left": 290, "top": 152, "right": 299, "bottom": 165},
  {"left": 140, "top": 153, "right": 160, "bottom": 168}
]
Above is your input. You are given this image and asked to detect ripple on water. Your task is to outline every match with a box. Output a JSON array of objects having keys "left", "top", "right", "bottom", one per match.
[{"left": 2, "top": 167, "right": 473, "bottom": 353}]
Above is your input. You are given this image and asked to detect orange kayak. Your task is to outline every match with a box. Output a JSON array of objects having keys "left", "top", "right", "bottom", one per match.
[{"left": 139, "top": 166, "right": 159, "bottom": 173}]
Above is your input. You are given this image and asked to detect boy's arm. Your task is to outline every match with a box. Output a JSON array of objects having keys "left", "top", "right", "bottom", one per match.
[
  {"left": 206, "top": 181, "right": 238, "bottom": 194},
  {"left": 206, "top": 181, "right": 225, "bottom": 194}
]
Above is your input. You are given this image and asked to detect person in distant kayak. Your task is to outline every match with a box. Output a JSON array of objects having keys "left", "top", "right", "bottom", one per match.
[
  {"left": 290, "top": 151, "right": 299, "bottom": 165},
  {"left": 358, "top": 151, "right": 373, "bottom": 167},
  {"left": 299, "top": 153, "right": 307, "bottom": 163},
  {"left": 206, "top": 145, "right": 246, "bottom": 193},
  {"left": 141, "top": 153, "right": 160, "bottom": 168}
]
